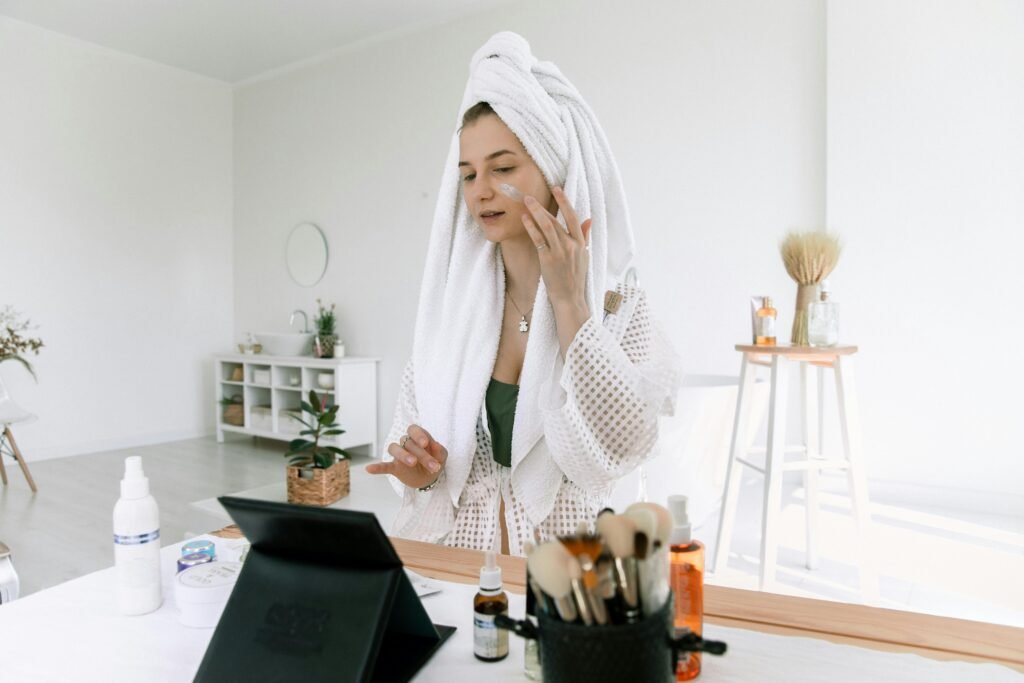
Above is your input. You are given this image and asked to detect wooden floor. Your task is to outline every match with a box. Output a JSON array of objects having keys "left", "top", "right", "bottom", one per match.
[
  {"left": 0, "top": 436, "right": 284, "bottom": 595},
  {"left": 1, "top": 435, "right": 1022, "bottom": 631}
]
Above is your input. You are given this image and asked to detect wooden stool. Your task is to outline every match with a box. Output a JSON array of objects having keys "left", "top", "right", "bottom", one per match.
[{"left": 711, "top": 344, "right": 877, "bottom": 602}]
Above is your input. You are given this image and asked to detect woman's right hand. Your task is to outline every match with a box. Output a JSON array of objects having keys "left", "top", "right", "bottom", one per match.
[{"left": 366, "top": 424, "right": 448, "bottom": 490}]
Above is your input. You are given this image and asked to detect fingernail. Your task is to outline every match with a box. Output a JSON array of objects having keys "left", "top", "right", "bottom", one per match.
[
  {"left": 418, "top": 438, "right": 428, "bottom": 448},
  {"left": 429, "top": 461, "right": 440, "bottom": 472},
  {"left": 406, "top": 457, "right": 417, "bottom": 466}
]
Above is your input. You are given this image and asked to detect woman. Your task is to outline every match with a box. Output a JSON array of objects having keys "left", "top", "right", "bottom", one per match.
[{"left": 366, "top": 32, "right": 679, "bottom": 555}]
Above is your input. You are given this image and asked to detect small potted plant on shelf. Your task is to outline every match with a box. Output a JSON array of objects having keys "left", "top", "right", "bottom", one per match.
[
  {"left": 284, "top": 390, "right": 351, "bottom": 506},
  {"left": 313, "top": 299, "right": 341, "bottom": 359},
  {"left": 220, "top": 395, "right": 244, "bottom": 426}
]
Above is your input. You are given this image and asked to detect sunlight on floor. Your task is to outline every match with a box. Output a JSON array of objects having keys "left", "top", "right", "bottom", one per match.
[{"left": 706, "top": 486, "right": 1024, "bottom": 627}]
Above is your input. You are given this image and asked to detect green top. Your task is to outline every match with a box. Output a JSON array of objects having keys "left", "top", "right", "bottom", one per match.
[{"left": 485, "top": 377, "right": 519, "bottom": 468}]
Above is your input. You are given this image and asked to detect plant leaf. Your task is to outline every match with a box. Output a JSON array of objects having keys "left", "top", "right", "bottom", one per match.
[
  {"left": 308, "top": 390, "right": 321, "bottom": 410},
  {"left": 285, "top": 440, "right": 315, "bottom": 455},
  {"left": 299, "top": 429, "right": 317, "bottom": 436},
  {"left": 300, "top": 401, "right": 316, "bottom": 415},
  {"left": 321, "top": 429, "right": 345, "bottom": 436}
]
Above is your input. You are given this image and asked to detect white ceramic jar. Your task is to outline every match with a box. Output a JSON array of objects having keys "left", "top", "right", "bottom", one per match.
[{"left": 175, "top": 561, "right": 242, "bottom": 628}]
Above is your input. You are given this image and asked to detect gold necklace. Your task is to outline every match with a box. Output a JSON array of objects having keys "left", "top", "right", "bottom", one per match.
[{"left": 506, "top": 290, "right": 534, "bottom": 333}]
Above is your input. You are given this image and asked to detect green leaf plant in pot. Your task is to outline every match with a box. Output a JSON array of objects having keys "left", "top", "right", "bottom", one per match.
[
  {"left": 284, "top": 390, "right": 352, "bottom": 506},
  {"left": 313, "top": 299, "right": 339, "bottom": 359}
]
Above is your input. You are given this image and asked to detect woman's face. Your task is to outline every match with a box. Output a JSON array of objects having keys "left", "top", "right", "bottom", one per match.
[{"left": 459, "top": 113, "right": 556, "bottom": 243}]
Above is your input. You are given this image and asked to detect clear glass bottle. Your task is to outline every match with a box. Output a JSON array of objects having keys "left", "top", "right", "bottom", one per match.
[
  {"left": 755, "top": 297, "right": 777, "bottom": 346},
  {"left": 669, "top": 495, "right": 704, "bottom": 681},
  {"left": 808, "top": 285, "right": 839, "bottom": 347}
]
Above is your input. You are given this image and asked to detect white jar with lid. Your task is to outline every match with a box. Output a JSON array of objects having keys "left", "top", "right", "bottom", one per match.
[{"left": 175, "top": 561, "right": 242, "bottom": 628}]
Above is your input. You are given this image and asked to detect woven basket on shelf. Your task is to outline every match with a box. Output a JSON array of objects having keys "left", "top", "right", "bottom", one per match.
[
  {"left": 286, "top": 459, "right": 350, "bottom": 506},
  {"left": 222, "top": 398, "right": 244, "bottom": 426}
]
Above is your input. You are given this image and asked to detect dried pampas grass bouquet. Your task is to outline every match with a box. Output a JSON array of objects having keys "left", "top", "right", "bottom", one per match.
[{"left": 780, "top": 230, "right": 842, "bottom": 345}]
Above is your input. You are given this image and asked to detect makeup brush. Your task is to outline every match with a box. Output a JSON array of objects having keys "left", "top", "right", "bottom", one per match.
[
  {"left": 528, "top": 541, "right": 578, "bottom": 623},
  {"left": 625, "top": 502, "right": 673, "bottom": 549},
  {"left": 627, "top": 506, "right": 671, "bottom": 615},
  {"left": 566, "top": 557, "right": 595, "bottom": 625},
  {"left": 523, "top": 542, "right": 553, "bottom": 617},
  {"left": 598, "top": 514, "right": 641, "bottom": 623},
  {"left": 576, "top": 554, "right": 609, "bottom": 625},
  {"left": 626, "top": 508, "right": 656, "bottom": 569}
]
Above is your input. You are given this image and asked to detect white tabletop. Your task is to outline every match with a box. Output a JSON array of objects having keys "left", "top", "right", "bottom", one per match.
[{"left": 0, "top": 537, "right": 1020, "bottom": 682}]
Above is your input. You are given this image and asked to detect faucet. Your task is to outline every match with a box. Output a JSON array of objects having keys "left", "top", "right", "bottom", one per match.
[{"left": 289, "top": 309, "right": 309, "bottom": 333}]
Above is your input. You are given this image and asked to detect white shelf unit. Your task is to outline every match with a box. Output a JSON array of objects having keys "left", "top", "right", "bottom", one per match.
[{"left": 214, "top": 354, "right": 379, "bottom": 456}]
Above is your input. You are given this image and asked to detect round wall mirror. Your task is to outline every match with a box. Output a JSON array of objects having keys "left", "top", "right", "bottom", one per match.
[{"left": 286, "top": 222, "right": 328, "bottom": 287}]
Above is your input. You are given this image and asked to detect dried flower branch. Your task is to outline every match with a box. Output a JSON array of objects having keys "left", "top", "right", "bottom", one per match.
[{"left": 0, "top": 306, "right": 44, "bottom": 379}]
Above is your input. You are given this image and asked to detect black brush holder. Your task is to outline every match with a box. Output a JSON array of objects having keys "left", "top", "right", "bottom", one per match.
[{"left": 497, "top": 596, "right": 726, "bottom": 683}]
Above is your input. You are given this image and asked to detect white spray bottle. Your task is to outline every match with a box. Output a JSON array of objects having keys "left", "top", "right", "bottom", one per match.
[{"left": 113, "top": 456, "right": 162, "bottom": 615}]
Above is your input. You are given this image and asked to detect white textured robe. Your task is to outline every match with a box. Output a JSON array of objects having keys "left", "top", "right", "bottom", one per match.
[{"left": 384, "top": 283, "right": 680, "bottom": 554}]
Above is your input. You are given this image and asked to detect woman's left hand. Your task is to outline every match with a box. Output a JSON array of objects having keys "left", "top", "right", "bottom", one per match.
[{"left": 521, "top": 186, "right": 593, "bottom": 312}]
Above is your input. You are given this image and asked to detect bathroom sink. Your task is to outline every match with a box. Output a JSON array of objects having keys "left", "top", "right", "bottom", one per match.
[{"left": 254, "top": 332, "right": 314, "bottom": 357}]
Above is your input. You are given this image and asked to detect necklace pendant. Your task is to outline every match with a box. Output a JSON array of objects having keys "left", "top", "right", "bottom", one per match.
[{"left": 519, "top": 316, "right": 529, "bottom": 333}]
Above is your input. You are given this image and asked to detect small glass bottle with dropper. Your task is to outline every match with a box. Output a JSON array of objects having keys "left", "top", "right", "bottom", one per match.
[{"left": 474, "top": 551, "right": 509, "bottom": 662}]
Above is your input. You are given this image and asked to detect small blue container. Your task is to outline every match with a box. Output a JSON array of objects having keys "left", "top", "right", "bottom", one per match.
[
  {"left": 181, "top": 540, "right": 216, "bottom": 561},
  {"left": 177, "top": 552, "right": 213, "bottom": 574}
]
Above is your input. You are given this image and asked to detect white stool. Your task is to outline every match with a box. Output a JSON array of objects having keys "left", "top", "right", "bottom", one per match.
[
  {"left": 0, "top": 377, "right": 38, "bottom": 493},
  {"left": 711, "top": 344, "right": 878, "bottom": 602}
]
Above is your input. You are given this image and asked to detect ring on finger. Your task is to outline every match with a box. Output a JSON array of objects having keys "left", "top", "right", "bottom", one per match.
[
  {"left": 536, "top": 242, "right": 547, "bottom": 250},
  {"left": 399, "top": 434, "right": 410, "bottom": 448}
]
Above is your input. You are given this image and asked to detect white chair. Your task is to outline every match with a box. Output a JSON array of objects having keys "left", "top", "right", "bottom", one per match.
[
  {"left": 606, "top": 374, "right": 769, "bottom": 527},
  {"left": 0, "top": 377, "right": 38, "bottom": 493}
]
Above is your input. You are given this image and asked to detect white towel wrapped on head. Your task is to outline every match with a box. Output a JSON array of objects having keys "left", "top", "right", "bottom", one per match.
[{"left": 410, "top": 31, "right": 637, "bottom": 523}]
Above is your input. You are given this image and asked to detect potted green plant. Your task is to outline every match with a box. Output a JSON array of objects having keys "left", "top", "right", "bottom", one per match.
[
  {"left": 219, "top": 395, "right": 244, "bottom": 426},
  {"left": 284, "top": 390, "right": 352, "bottom": 506},
  {"left": 313, "top": 299, "right": 340, "bottom": 359}
]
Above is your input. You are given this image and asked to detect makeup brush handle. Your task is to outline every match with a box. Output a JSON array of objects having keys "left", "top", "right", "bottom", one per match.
[
  {"left": 554, "top": 594, "right": 578, "bottom": 623},
  {"left": 571, "top": 580, "right": 594, "bottom": 625},
  {"left": 494, "top": 614, "right": 538, "bottom": 640},
  {"left": 587, "top": 586, "right": 609, "bottom": 625}
]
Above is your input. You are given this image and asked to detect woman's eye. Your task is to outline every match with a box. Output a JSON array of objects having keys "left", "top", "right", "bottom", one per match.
[
  {"left": 462, "top": 174, "right": 475, "bottom": 182},
  {"left": 495, "top": 167, "right": 513, "bottom": 173}
]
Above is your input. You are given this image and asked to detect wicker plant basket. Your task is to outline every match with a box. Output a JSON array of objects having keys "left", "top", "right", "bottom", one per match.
[
  {"left": 222, "top": 401, "right": 244, "bottom": 426},
  {"left": 286, "top": 459, "right": 350, "bottom": 506}
]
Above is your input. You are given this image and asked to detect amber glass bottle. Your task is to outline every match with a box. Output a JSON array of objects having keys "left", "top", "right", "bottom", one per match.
[
  {"left": 474, "top": 551, "right": 509, "bottom": 662},
  {"left": 755, "top": 296, "right": 777, "bottom": 346},
  {"left": 669, "top": 496, "right": 705, "bottom": 681}
]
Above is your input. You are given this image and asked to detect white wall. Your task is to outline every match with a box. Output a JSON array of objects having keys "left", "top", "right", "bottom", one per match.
[
  {"left": 0, "top": 18, "right": 234, "bottom": 459},
  {"left": 826, "top": 0, "right": 1024, "bottom": 509},
  {"left": 233, "top": 0, "right": 825, "bottom": 463}
]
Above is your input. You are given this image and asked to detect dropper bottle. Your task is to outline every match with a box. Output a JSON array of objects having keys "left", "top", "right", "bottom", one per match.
[
  {"left": 473, "top": 551, "right": 509, "bottom": 662},
  {"left": 669, "top": 495, "right": 705, "bottom": 680}
]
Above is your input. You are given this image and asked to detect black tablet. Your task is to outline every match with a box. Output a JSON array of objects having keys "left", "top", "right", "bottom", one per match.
[{"left": 193, "top": 496, "right": 456, "bottom": 683}]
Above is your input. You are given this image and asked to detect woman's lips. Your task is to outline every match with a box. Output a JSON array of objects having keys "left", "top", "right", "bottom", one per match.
[{"left": 481, "top": 212, "right": 505, "bottom": 223}]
